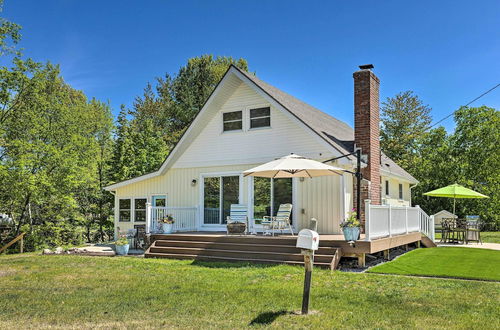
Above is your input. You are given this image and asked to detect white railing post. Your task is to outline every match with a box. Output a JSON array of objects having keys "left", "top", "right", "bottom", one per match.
[
  {"left": 388, "top": 204, "right": 392, "bottom": 237},
  {"left": 405, "top": 205, "right": 409, "bottom": 234},
  {"left": 430, "top": 215, "right": 435, "bottom": 241},
  {"left": 146, "top": 202, "right": 152, "bottom": 234},
  {"left": 365, "top": 199, "right": 371, "bottom": 241}
]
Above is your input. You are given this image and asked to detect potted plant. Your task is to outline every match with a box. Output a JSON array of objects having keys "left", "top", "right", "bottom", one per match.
[
  {"left": 114, "top": 235, "right": 130, "bottom": 256},
  {"left": 340, "top": 209, "right": 360, "bottom": 241},
  {"left": 159, "top": 214, "right": 175, "bottom": 234}
]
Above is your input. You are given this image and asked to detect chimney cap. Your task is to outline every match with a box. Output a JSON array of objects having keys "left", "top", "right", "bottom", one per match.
[{"left": 359, "top": 64, "right": 374, "bottom": 70}]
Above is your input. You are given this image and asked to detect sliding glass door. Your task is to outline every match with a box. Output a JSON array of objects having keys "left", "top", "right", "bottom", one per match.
[
  {"left": 203, "top": 175, "right": 240, "bottom": 225},
  {"left": 253, "top": 178, "right": 293, "bottom": 224}
]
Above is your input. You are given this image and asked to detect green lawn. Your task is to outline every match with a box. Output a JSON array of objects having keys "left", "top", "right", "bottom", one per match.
[
  {"left": 1, "top": 254, "right": 499, "bottom": 329},
  {"left": 433, "top": 231, "right": 500, "bottom": 243},
  {"left": 369, "top": 247, "right": 500, "bottom": 281}
]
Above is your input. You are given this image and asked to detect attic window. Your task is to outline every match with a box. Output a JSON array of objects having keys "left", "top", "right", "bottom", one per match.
[
  {"left": 250, "top": 107, "right": 271, "bottom": 129},
  {"left": 223, "top": 111, "right": 242, "bottom": 131}
]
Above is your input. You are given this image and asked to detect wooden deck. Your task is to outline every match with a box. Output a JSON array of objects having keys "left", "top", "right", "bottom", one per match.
[{"left": 145, "top": 231, "right": 426, "bottom": 268}]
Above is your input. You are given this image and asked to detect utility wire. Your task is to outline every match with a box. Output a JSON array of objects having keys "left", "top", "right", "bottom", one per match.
[{"left": 428, "top": 83, "right": 500, "bottom": 129}]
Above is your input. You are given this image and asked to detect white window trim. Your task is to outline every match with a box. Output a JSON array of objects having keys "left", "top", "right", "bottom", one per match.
[
  {"left": 249, "top": 106, "right": 271, "bottom": 129},
  {"left": 198, "top": 171, "right": 243, "bottom": 229},
  {"left": 222, "top": 110, "right": 243, "bottom": 133},
  {"left": 248, "top": 176, "right": 298, "bottom": 232},
  {"left": 150, "top": 194, "right": 167, "bottom": 207},
  {"left": 118, "top": 197, "right": 132, "bottom": 223},
  {"left": 133, "top": 197, "right": 148, "bottom": 223}
]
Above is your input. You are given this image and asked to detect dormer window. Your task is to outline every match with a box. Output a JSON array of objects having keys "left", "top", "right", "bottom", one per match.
[
  {"left": 250, "top": 107, "right": 271, "bottom": 129},
  {"left": 223, "top": 111, "right": 242, "bottom": 131}
]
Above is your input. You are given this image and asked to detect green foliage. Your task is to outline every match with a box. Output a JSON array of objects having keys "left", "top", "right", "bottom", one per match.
[
  {"left": 0, "top": 13, "right": 115, "bottom": 250},
  {"left": 340, "top": 209, "right": 359, "bottom": 228},
  {"left": 21, "top": 221, "right": 84, "bottom": 251},
  {"left": 0, "top": 0, "right": 21, "bottom": 56},
  {"left": 114, "top": 235, "right": 129, "bottom": 246},
  {"left": 110, "top": 55, "right": 249, "bottom": 182},
  {"left": 382, "top": 99, "right": 499, "bottom": 229},
  {"left": 380, "top": 90, "right": 432, "bottom": 169}
]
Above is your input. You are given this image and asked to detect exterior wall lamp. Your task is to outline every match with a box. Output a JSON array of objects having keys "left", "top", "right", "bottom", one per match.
[{"left": 191, "top": 179, "right": 197, "bottom": 187}]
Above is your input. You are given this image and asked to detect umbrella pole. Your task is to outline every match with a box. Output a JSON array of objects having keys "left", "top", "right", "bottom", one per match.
[{"left": 453, "top": 198, "right": 456, "bottom": 215}]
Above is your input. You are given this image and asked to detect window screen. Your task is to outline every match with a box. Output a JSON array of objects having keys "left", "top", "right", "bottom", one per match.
[
  {"left": 250, "top": 107, "right": 271, "bottom": 128},
  {"left": 223, "top": 111, "right": 242, "bottom": 131}
]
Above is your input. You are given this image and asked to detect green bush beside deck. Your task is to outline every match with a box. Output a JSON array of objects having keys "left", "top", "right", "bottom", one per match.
[
  {"left": 369, "top": 247, "right": 500, "bottom": 281},
  {"left": 0, "top": 254, "right": 499, "bottom": 329}
]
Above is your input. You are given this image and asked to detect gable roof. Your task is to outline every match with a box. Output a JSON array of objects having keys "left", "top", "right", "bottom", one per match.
[
  {"left": 235, "top": 67, "right": 356, "bottom": 156},
  {"left": 105, "top": 65, "right": 417, "bottom": 191}
]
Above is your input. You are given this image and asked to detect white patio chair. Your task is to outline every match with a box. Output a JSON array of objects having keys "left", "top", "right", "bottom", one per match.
[
  {"left": 262, "top": 203, "right": 294, "bottom": 236},
  {"left": 226, "top": 204, "right": 248, "bottom": 235}
]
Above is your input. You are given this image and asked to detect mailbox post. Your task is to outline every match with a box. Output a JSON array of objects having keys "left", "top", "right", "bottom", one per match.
[{"left": 296, "top": 229, "right": 319, "bottom": 315}]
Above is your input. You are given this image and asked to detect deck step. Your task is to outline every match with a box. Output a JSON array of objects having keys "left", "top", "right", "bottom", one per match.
[
  {"left": 148, "top": 245, "right": 336, "bottom": 263},
  {"left": 420, "top": 234, "right": 437, "bottom": 248},
  {"left": 145, "top": 234, "right": 342, "bottom": 269},
  {"left": 144, "top": 252, "right": 334, "bottom": 269},
  {"left": 153, "top": 239, "right": 336, "bottom": 255}
]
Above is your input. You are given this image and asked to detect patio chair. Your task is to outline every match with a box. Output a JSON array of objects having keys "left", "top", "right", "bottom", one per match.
[
  {"left": 466, "top": 218, "right": 482, "bottom": 244},
  {"left": 226, "top": 204, "right": 248, "bottom": 235},
  {"left": 262, "top": 203, "right": 294, "bottom": 236}
]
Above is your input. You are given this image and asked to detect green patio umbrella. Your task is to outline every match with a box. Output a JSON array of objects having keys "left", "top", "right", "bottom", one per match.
[{"left": 423, "top": 183, "right": 489, "bottom": 215}]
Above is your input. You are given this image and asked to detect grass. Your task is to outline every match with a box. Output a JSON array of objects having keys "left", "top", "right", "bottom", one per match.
[
  {"left": 433, "top": 231, "right": 500, "bottom": 243},
  {"left": 0, "top": 254, "right": 499, "bottom": 329},
  {"left": 369, "top": 247, "right": 500, "bottom": 281}
]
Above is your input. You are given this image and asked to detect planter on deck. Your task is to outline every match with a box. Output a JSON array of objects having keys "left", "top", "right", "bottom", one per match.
[
  {"left": 162, "top": 223, "right": 173, "bottom": 234},
  {"left": 227, "top": 222, "right": 246, "bottom": 234},
  {"left": 342, "top": 227, "right": 360, "bottom": 242}
]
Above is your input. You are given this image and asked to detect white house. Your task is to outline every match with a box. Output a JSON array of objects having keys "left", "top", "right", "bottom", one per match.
[{"left": 105, "top": 64, "right": 418, "bottom": 236}]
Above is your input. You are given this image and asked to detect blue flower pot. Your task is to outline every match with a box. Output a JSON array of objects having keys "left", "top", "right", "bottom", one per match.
[
  {"left": 342, "top": 227, "right": 360, "bottom": 241},
  {"left": 115, "top": 244, "right": 129, "bottom": 256}
]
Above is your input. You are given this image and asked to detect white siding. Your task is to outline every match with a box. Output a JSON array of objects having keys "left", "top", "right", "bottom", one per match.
[
  {"left": 381, "top": 176, "right": 412, "bottom": 206},
  {"left": 172, "top": 83, "right": 335, "bottom": 168},
  {"left": 114, "top": 164, "right": 351, "bottom": 234}
]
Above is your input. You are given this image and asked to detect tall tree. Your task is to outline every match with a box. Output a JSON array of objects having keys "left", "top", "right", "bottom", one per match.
[
  {"left": 380, "top": 90, "right": 432, "bottom": 170},
  {"left": 450, "top": 106, "right": 499, "bottom": 228}
]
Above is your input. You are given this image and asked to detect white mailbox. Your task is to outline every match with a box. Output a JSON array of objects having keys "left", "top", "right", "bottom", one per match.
[{"left": 296, "top": 229, "right": 319, "bottom": 251}]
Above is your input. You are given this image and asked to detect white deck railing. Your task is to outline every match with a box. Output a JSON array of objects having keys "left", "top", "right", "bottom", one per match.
[
  {"left": 146, "top": 204, "right": 197, "bottom": 234},
  {"left": 365, "top": 200, "right": 434, "bottom": 241}
]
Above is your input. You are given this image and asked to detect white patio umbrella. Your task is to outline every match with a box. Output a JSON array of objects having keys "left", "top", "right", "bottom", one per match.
[{"left": 243, "top": 154, "right": 345, "bottom": 178}]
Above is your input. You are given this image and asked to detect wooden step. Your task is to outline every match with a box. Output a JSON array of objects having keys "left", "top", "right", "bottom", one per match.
[
  {"left": 144, "top": 252, "right": 334, "bottom": 269},
  {"left": 153, "top": 239, "right": 337, "bottom": 255},
  {"left": 148, "top": 245, "right": 335, "bottom": 263},
  {"left": 420, "top": 234, "right": 437, "bottom": 248},
  {"left": 151, "top": 234, "right": 298, "bottom": 245}
]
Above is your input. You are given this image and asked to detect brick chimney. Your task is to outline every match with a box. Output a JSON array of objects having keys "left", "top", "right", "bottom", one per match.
[{"left": 353, "top": 64, "right": 381, "bottom": 223}]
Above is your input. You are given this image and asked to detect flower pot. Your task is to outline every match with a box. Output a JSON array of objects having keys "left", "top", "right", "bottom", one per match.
[
  {"left": 342, "top": 226, "right": 360, "bottom": 241},
  {"left": 227, "top": 222, "right": 246, "bottom": 234},
  {"left": 115, "top": 244, "right": 129, "bottom": 256},
  {"left": 162, "top": 223, "right": 173, "bottom": 234}
]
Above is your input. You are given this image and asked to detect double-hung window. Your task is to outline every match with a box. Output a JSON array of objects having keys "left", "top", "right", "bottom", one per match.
[
  {"left": 134, "top": 198, "right": 147, "bottom": 222},
  {"left": 223, "top": 111, "right": 242, "bottom": 131},
  {"left": 250, "top": 107, "right": 271, "bottom": 129},
  {"left": 398, "top": 184, "right": 403, "bottom": 200},
  {"left": 385, "top": 180, "right": 390, "bottom": 196},
  {"left": 119, "top": 199, "right": 131, "bottom": 222}
]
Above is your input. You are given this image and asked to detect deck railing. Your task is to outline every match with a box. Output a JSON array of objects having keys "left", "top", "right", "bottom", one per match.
[
  {"left": 146, "top": 204, "right": 198, "bottom": 234},
  {"left": 365, "top": 200, "right": 434, "bottom": 241}
]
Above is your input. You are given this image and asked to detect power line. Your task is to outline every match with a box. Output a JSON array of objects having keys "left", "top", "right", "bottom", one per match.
[{"left": 428, "top": 82, "right": 500, "bottom": 129}]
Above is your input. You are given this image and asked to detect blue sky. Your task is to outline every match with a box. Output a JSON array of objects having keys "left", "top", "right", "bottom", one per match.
[{"left": 3, "top": 0, "right": 499, "bottom": 130}]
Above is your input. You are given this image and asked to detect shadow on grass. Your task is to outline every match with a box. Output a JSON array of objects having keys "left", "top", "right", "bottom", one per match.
[
  {"left": 190, "top": 260, "right": 282, "bottom": 269},
  {"left": 249, "top": 310, "right": 291, "bottom": 326}
]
